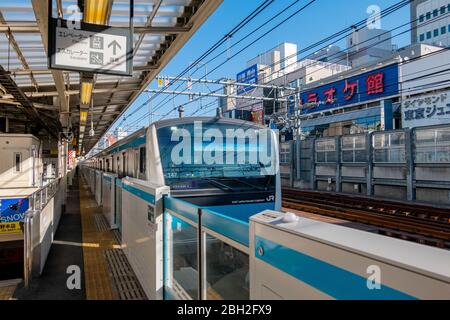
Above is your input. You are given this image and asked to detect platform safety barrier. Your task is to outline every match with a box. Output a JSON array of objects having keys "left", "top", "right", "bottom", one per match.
[
  {"left": 164, "top": 197, "right": 250, "bottom": 300},
  {"left": 23, "top": 175, "right": 66, "bottom": 288},
  {"left": 250, "top": 210, "right": 450, "bottom": 300},
  {"left": 102, "top": 173, "right": 118, "bottom": 228}
]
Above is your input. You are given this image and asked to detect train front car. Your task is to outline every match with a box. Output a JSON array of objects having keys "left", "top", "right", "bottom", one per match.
[{"left": 148, "top": 117, "right": 281, "bottom": 220}]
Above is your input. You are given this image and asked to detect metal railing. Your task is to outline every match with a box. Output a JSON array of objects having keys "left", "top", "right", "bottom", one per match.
[{"left": 23, "top": 177, "right": 62, "bottom": 288}]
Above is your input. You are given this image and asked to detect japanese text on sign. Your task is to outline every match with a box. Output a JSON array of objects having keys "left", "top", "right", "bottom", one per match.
[
  {"left": 237, "top": 64, "right": 258, "bottom": 95},
  {"left": 49, "top": 19, "right": 131, "bottom": 76},
  {"left": 402, "top": 91, "right": 450, "bottom": 128},
  {"left": 300, "top": 64, "right": 399, "bottom": 115}
]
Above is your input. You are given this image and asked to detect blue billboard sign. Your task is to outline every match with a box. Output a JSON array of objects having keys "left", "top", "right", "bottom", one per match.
[
  {"left": 300, "top": 64, "right": 399, "bottom": 115},
  {"left": 0, "top": 198, "right": 29, "bottom": 234},
  {"left": 236, "top": 64, "right": 258, "bottom": 95}
]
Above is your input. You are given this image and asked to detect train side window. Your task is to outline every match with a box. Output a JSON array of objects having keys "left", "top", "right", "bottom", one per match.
[
  {"left": 117, "top": 157, "right": 120, "bottom": 176},
  {"left": 106, "top": 159, "right": 110, "bottom": 172},
  {"left": 139, "top": 147, "right": 146, "bottom": 174},
  {"left": 14, "top": 152, "right": 21, "bottom": 173},
  {"left": 122, "top": 153, "right": 126, "bottom": 177}
]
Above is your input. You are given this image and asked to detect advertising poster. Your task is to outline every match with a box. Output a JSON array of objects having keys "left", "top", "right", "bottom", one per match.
[{"left": 0, "top": 198, "right": 29, "bottom": 234}]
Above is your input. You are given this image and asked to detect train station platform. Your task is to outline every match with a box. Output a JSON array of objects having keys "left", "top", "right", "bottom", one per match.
[{"left": 1, "top": 171, "right": 146, "bottom": 300}]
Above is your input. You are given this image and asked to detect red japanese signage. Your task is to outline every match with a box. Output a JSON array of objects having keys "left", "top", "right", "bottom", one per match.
[{"left": 299, "top": 64, "right": 399, "bottom": 115}]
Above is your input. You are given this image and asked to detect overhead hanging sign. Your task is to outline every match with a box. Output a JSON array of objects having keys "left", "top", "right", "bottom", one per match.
[{"left": 48, "top": 18, "right": 133, "bottom": 76}]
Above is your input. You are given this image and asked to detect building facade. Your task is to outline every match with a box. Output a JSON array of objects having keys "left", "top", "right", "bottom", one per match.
[{"left": 412, "top": 0, "right": 450, "bottom": 46}]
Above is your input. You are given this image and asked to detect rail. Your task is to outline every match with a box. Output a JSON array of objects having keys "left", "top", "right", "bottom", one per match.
[{"left": 282, "top": 188, "right": 450, "bottom": 248}]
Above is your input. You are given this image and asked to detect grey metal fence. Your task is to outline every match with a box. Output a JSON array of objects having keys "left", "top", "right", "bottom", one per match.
[{"left": 283, "top": 124, "right": 450, "bottom": 205}]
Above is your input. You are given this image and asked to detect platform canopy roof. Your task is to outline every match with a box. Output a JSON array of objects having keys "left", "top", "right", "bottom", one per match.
[{"left": 0, "top": 0, "right": 222, "bottom": 154}]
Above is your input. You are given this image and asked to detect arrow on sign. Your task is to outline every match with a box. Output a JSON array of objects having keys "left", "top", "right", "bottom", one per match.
[{"left": 108, "top": 40, "right": 122, "bottom": 55}]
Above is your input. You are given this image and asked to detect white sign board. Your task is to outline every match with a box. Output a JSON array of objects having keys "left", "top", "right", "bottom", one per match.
[
  {"left": 49, "top": 19, "right": 132, "bottom": 76},
  {"left": 402, "top": 91, "right": 450, "bottom": 128}
]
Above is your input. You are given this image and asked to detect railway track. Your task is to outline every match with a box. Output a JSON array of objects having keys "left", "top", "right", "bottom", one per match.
[{"left": 282, "top": 188, "right": 450, "bottom": 248}]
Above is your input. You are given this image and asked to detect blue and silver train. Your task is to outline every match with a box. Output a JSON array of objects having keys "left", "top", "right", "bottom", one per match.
[
  {"left": 86, "top": 117, "right": 281, "bottom": 219},
  {"left": 83, "top": 117, "right": 450, "bottom": 300}
]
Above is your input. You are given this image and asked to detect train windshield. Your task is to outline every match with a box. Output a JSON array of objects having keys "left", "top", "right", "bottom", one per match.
[{"left": 157, "top": 121, "right": 277, "bottom": 187}]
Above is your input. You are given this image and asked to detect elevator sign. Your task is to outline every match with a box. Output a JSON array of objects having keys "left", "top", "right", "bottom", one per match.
[{"left": 49, "top": 18, "right": 132, "bottom": 76}]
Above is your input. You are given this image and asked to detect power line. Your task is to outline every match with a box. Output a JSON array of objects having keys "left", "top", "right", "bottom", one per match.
[
  {"left": 123, "top": 0, "right": 437, "bottom": 132},
  {"left": 116, "top": 0, "right": 275, "bottom": 128},
  {"left": 123, "top": 0, "right": 320, "bottom": 130},
  {"left": 132, "top": 0, "right": 412, "bottom": 126},
  {"left": 149, "top": 0, "right": 411, "bottom": 118}
]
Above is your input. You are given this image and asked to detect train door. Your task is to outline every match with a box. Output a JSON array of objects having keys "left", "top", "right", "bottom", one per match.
[
  {"left": 134, "top": 148, "right": 139, "bottom": 178},
  {"left": 117, "top": 156, "right": 120, "bottom": 177},
  {"left": 138, "top": 146, "right": 146, "bottom": 180}
]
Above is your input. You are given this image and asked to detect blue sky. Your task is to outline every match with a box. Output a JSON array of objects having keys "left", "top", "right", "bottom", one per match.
[{"left": 109, "top": 0, "right": 411, "bottom": 136}]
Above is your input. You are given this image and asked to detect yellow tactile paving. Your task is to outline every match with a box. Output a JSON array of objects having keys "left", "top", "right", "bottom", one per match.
[
  {"left": 79, "top": 176, "right": 119, "bottom": 300},
  {"left": 0, "top": 285, "right": 16, "bottom": 300}
]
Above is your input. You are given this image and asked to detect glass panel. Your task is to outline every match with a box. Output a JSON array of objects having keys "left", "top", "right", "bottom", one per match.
[
  {"left": 414, "top": 128, "right": 450, "bottom": 163},
  {"left": 205, "top": 235, "right": 249, "bottom": 300},
  {"left": 373, "top": 134, "right": 388, "bottom": 148},
  {"left": 354, "top": 136, "right": 366, "bottom": 149},
  {"left": 316, "top": 152, "right": 326, "bottom": 163},
  {"left": 389, "top": 148, "right": 406, "bottom": 163},
  {"left": 169, "top": 215, "right": 198, "bottom": 299},
  {"left": 15, "top": 153, "right": 21, "bottom": 172},
  {"left": 157, "top": 122, "right": 275, "bottom": 181},
  {"left": 342, "top": 150, "right": 354, "bottom": 163},
  {"left": 374, "top": 149, "right": 389, "bottom": 162},
  {"left": 416, "top": 146, "right": 450, "bottom": 163},
  {"left": 436, "top": 146, "right": 450, "bottom": 162},
  {"left": 355, "top": 150, "right": 368, "bottom": 162},
  {"left": 326, "top": 151, "right": 337, "bottom": 162},
  {"left": 416, "top": 147, "right": 436, "bottom": 163},
  {"left": 316, "top": 139, "right": 335, "bottom": 152},
  {"left": 415, "top": 130, "right": 435, "bottom": 145},
  {"left": 390, "top": 132, "right": 405, "bottom": 146},
  {"left": 341, "top": 137, "right": 354, "bottom": 150},
  {"left": 436, "top": 128, "right": 450, "bottom": 143}
]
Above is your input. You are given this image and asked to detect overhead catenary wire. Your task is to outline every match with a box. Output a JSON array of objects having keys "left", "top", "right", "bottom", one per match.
[
  {"left": 123, "top": 2, "right": 426, "bottom": 130},
  {"left": 114, "top": 0, "right": 275, "bottom": 130},
  {"left": 147, "top": 0, "right": 411, "bottom": 119},
  {"left": 124, "top": 0, "right": 319, "bottom": 128},
  {"left": 167, "top": 8, "right": 450, "bottom": 120},
  {"left": 126, "top": 0, "right": 413, "bottom": 129}
]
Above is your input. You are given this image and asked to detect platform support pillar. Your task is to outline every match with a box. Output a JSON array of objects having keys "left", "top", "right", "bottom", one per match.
[
  {"left": 335, "top": 136, "right": 341, "bottom": 193},
  {"left": 405, "top": 128, "right": 415, "bottom": 201},
  {"left": 366, "top": 132, "right": 374, "bottom": 197},
  {"left": 311, "top": 137, "right": 316, "bottom": 190},
  {"left": 295, "top": 139, "right": 301, "bottom": 181},
  {"left": 58, "top": 137, "right": 68, "bottom": 178},
  {"left": 289, "top": 140, "right": 295, "bottom": 188}
]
